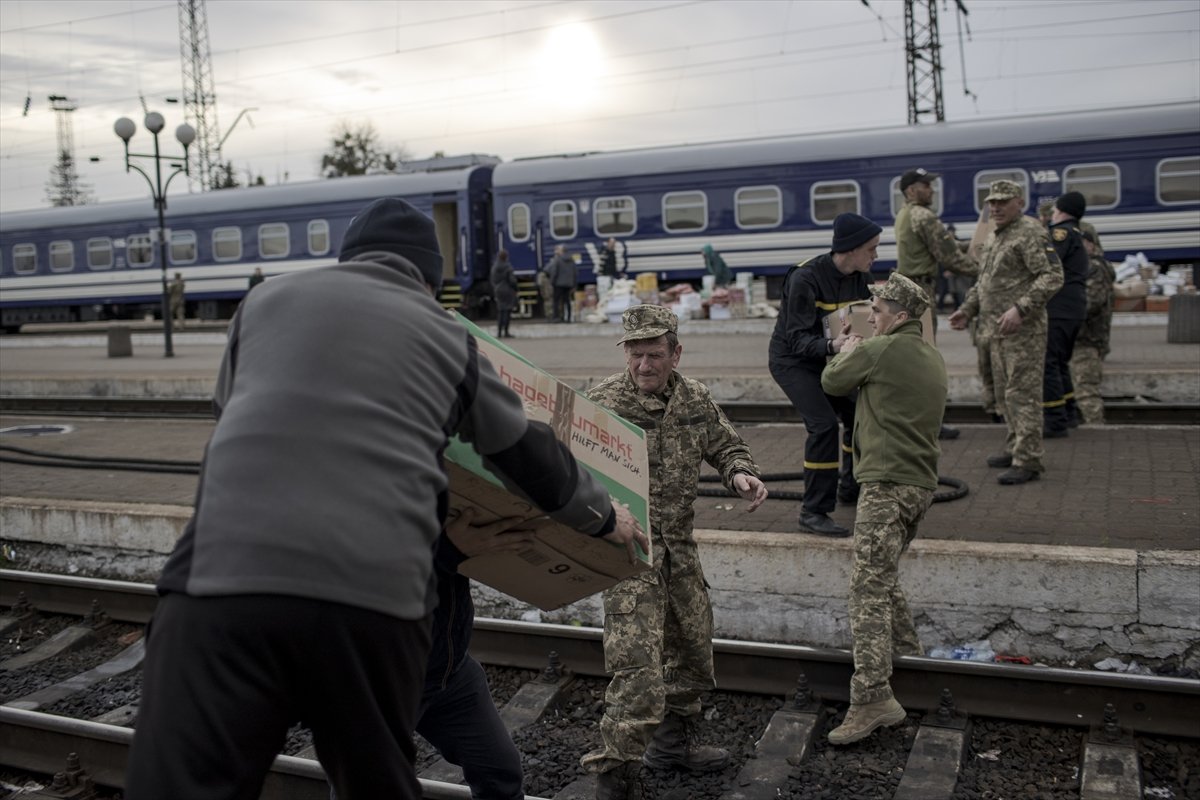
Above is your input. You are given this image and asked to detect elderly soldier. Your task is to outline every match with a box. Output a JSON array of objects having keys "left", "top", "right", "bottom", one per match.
[
  {"left": 1043, "top": 192, "right": 1090, "bottom": 436},
  {"left": 581, "top": 304, "right": 768, "bottom": 800},
  {"left": 769, "top": 213, "right": 880, "bottom": 536},
  {"left": 894, "top": 167, "right": 978, "bottom": 440},
  {"left": 949, "top": 180, "right": 1064, "bottom": 485},
  {"left": 821, "top": 272, "right": 946, "bottom": 745},
  {"left": 1069, "top": 230, "right": 1116, "bottom": 424}
]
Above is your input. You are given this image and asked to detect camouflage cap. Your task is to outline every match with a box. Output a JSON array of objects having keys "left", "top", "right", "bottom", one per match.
[
  {"left": 871, "top": 272, "right": 929, "bottom": 318},
  {"left": 984, "top": 179, "right": 1024, "bottom": 202},
  {"left": 616, "top": 304, "right": 678, "bottom": 345}
]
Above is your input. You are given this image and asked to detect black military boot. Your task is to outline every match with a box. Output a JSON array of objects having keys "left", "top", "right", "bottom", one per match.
[
  {"left": 595, "top": 761, "right": 643, "bottom": 800},
  {"left": 642, "top": 711, "right": 730, "bottom": 773}
]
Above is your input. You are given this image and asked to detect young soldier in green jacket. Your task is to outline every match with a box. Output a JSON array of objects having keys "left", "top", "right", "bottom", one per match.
[{"left": 820, "top": 272, "right": 947, "bottom": 745}]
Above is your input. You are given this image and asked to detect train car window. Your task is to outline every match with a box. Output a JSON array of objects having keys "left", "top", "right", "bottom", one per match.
[
  {"left": 213, "top": 227, "right": 243, "bottom": 262},
  {"left": 170, "top": 230, "right": 198, "bottom": 265},
  {"left": 49, "top": 241, "right": 75, "bottom": 272},
  {"left": 86, "top": 238, "right": 114, "bottom": 270},
  {"left": 13, "top": 244, "right": 37, "bottom": 274},
  {"left": 735, "top": 186, "right": 782, "bottom": 229},
  {"left": 1157, "top": 157, "right": 1200, "bottom": 204},
  {"left": 1063, "top": 163, "right": 1119, "bottom": 210},
  {"left": 974, "top": 170, "right": 1029, "bottom": 212},
  {"left": 259, "top": 223, "right": 290, "bottom": 259},
  {"left": 508, "top": 204, "right": 531, "bottom": 242},
  {"left": 550, "top": 200, "right": 577, "bottom": 239},
  {"left": 663, "top": 191, "right": 708, "bottom": 233},
  {"left": 889, "top": 177, "right": 943, "bottom": 218},
  {"left": 594, "top": 196, "right": 636, "bottom": 236},
  {"left": 127, "top": 235, "right": 153, "bottom": 267},
  {"left": 811, "top": 181, "right": 860, "bottom": 224},
  {"left": 308, "top": 220, "right": 330, "bottom": 256}
]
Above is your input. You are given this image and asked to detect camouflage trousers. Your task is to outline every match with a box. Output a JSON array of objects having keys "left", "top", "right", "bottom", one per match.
[
  {"left": 849, "top": 482, "right": 932, "bottom": 705},
  {"left": 989, "top": 329, "right": 1047, "bottom": 472},
  {"left": 971, "top": 321, "right": 995, "bottom": 415},
  {"left": 912, "top": 274, "right": 939, "bottom": 335},
  {"left": 1069, "top": 344, "right": 1106, "bottom": 424},
  {"left": 580, "top": 536, "right": 715, "bottom": 773}
]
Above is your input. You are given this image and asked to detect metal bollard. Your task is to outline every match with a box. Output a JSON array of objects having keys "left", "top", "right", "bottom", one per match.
[
  {"left": 107, "top": 325, "right": 133, "bottom": 357},
  {"left": 1166, "top": 293, "right": 1200, "bottom": 344}
]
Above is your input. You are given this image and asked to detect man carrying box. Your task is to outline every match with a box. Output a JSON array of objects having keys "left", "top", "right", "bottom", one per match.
[
  {"left": 126, "top": 198, "right": 647, "bottom": 800},
  {"left": 581, "top": 304, "right": 768, "bottom": 800}
]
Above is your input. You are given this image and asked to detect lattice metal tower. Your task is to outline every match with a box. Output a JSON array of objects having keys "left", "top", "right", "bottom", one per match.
[
  {"left": 46, "top": 94, "right": 90, "bottom": 206},
  {"left": 178, "top": 0, "right": 221, "bottom": 190},
  {"left": 904, "top": 0, "right": 945, "bottom": 124}
]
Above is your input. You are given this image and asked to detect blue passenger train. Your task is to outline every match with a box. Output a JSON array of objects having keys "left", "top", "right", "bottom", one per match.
[{"left": 1, "top": 102, "right": 1196, "bottom": 330}]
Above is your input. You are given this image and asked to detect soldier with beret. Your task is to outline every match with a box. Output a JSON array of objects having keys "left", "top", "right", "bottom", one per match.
[
  {"left": 768, "top": 212, "right": 880, "bottom": 536},
  {"left": 949, "top": 180, "right": 1064, "bottom": 485},
  {"left": 581, "top": 304, "right": 768, "bottom": 800},
  {"left": 1069, "top": 229, "right": 1116, "bottom": 424},
  {"left": 821, "top": 271, "right": 947, "bottom": 745},
  {"left": 894, "top": 167, "right": 979, "bottom": 440},
  {"left": 1044, "top": 191, "right": 1090, "bottom": 436}
]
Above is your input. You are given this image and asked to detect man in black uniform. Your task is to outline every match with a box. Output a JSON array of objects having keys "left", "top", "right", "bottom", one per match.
[
  {"left": 769, "top": 213, "right": 880, "bottom": 537},
  {"left": 1044, "top": 191, "right": 1089, "bottom": 437}
]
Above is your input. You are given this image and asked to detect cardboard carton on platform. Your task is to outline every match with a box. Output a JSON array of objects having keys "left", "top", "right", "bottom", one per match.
[{"left": 445, "top": 314, "right": 651, "bottom": 610}]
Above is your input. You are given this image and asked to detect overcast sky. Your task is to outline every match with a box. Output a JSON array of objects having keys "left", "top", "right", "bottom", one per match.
[{"left": 1, "top": 0, "right": 1197, "bottom": 213}]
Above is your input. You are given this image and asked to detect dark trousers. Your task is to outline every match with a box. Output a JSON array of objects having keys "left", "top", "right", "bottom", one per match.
[
  {"left": 497, "top": 307, "right": 513, "bottom": 337},
  {"left": 1044, "top": 317, "right": 1081, "bottom": 433},
  {"left": 126, "top": 593, "right": 431, "bottom": 800},
  {"left": 771, "top": 365, "right": 857, "bottom": 514},
  {"left": 552, "top": 286, "right": 573, "bottom": 322},
  {"left": 418, "top": 656, "right": 524, "bottom": 799}
]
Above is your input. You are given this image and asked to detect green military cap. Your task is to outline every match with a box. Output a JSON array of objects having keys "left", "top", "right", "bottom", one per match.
[
  {"left": 985, "top": 179, "right": 1024, "bottom": 202},
  {"left": 871, "top": 272, "right": 929, "bottom": 318},
  {"left": 617, "top": 304, "right": 678, "bottom": 345}
]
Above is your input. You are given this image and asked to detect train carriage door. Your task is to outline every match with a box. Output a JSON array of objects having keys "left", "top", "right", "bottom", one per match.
[{"left": 431, "top": 202, "right": 458, "bottom": 287}]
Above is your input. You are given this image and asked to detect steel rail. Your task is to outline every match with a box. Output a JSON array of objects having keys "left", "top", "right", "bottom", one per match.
[{"left": 5, "top": 571, "right": 1195, "bottom": 738}]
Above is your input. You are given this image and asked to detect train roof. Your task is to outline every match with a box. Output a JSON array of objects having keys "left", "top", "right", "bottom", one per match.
[
  {"left": 0, "top": 165, "right": 492, "bottom": 233},
  {"left": 493, "top": 102, "right": 1200, "bottom": 187}
]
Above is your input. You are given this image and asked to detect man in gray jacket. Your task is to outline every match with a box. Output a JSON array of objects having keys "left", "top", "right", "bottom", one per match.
[{"left": 126, "top": 198, "right": 647, "bottom": 800}]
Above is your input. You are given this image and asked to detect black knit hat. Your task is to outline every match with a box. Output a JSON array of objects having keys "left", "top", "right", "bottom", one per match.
[
  {"left": 1055, "top": 191, "right": 1087, "bottom": 220},
  {"left": 900, "top": 168, "right": 938, "bottom": 192},
  {"left": 339, "top": 198, "right": 444, "bottom": 289},
  {"left": 831, "top": 213, "right": 883, "bottom": 253}
]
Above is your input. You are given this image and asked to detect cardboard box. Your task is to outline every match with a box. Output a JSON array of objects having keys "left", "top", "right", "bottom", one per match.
[
  {"left": 967, "top": 206, "right": 993, "bottom": 262},
  {"left": 1113, "top": 297, "right": 1146, "bottom": 312},
  {"left": 1114, "top": 280, "right": 1149, "bottom": 299},
  {"left": 823, "top": 300, "right": 935, "bottom": 346},
  {"left": 446, "top": 314, "right": 651, "bottom": 610}
]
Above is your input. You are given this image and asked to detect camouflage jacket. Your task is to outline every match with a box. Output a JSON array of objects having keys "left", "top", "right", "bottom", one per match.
[
  {"left": 960, "top": 215, "right": 1063, "bottom": 338},
  {"left": 1077, "top": 253, "right": 1116, "bottom": 355},
  {"left": 587, "top": 370, "right": 760, "bottom": 549},
  {"left": 894, "top": 200, "right": 978, "bottom": 282}
]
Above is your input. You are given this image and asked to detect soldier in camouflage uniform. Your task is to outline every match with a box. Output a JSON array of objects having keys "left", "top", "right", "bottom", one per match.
[
  {"left": 894, "top": 167, "right": 978, "bottom": 440},
  {"left": 1069, "top": 230, "right": 1116, "bottom": 423},
  {"left": 581, "top": 304, "right": 769, "bottom": 800},
  {"left": 821, "top": 272, "right": 947, "bottom": 745},
  {"left": 949, "top": 180, "right": 1064, "bottom": 485}
]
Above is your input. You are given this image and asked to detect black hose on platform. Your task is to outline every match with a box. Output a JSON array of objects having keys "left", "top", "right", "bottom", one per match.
[
  {"left": 0, "top": 444, "right": 200, "bottom": 475},
  {"left": 698, "top": 472, "right": 969, "bottom": 503}
]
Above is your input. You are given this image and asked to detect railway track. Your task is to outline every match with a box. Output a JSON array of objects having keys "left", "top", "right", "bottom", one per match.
[
  {"left": 3, "top": 395, "right": 1198, "bottom": 425},
  {"left": 3, "top": 570, "right": 1198, "bottom": 799}
]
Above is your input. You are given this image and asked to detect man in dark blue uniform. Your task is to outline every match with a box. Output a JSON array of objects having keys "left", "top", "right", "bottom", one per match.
[
  {"left": 1044, "top": 192, "right": 1089, "bottom": 437},
  {"left": 768, "top": 213, "right": 880, "bottom": 537}
]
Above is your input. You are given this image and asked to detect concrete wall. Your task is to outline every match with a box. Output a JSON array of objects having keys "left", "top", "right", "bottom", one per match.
[{"left": 2, "top": 498, "right": 1197, "bottom": 669}]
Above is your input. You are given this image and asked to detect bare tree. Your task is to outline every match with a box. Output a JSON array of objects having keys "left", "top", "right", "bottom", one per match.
[{"left": 320, "top": 121, "right": 409, "bottom": 178}]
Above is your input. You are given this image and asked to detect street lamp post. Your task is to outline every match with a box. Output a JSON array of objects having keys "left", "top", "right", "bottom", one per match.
[{"left": 114, "top": 112, "right": 196, "bottom": 358}]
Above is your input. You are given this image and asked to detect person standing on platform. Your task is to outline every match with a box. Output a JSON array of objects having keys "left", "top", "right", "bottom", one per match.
[
  {"left": 248, "top": 267, "right": 265, "bottom": 291},
  {"left": 1069, "top": 230, "right": 1116, "bottom": 424},
  {"left": 701, "top": 244, "right": 733, "bottom": 288},
  {"left": 599, "top": 237, "right": 623, "bottom": 279},
  {"left": 581, "top": 304, "right": 768, "bottom": 800},
  {"left": 169, "top": 272, "right": 186, "bottom": 328},
  {"left": 547, "top": 244, "right": 578, "bottom": 323},
  {"left": 1043, "top": 192, "right": 1090, "bottom": 437},
  {"left": 490, "top": 249, "right": 518, "bottom": 338},
  {"left": 821, "top": 272, "right": 946, "bottom": 746},
  {"left": 125, "top": 198, "right": 647, "bottom": 800},
  {"left": 893, "top": 167, "right": 978, "bottom": 440},
  {"left": 949, "top": 180, "right": 1064, "bottom": 486},
  {"left": 768, "top": 213, "right": 880, "bottom": 536}
]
